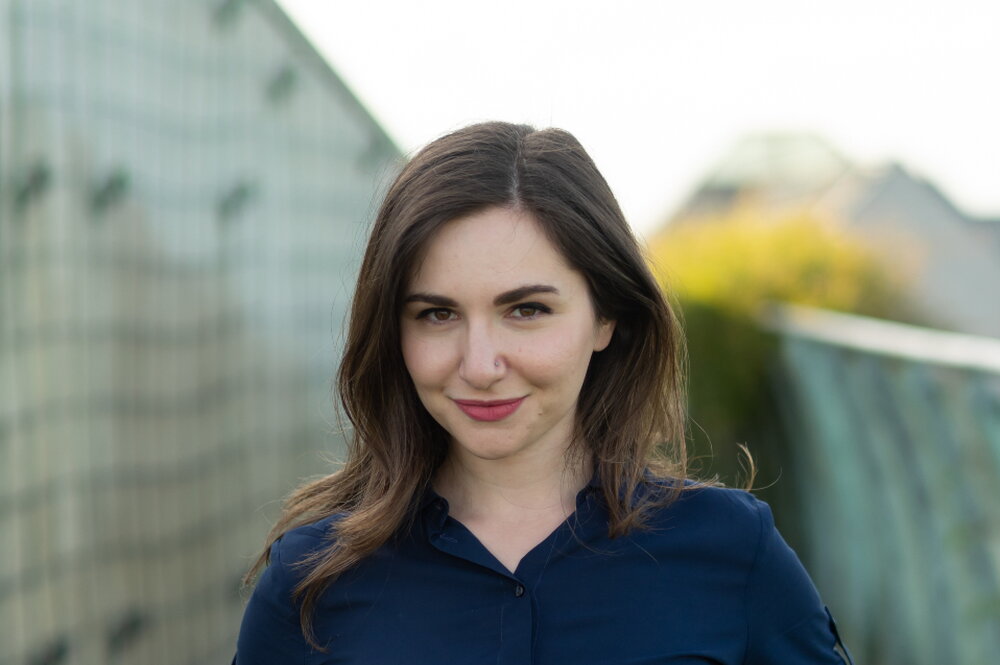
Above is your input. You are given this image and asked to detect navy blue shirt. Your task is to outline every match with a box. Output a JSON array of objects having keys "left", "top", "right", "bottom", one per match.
[{"left": 235, "top": 481, "right": 852, "bottom": 664}]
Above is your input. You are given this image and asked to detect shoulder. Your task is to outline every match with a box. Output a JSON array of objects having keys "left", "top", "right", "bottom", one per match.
[
  {"left": 645, "top": 485, "right": 849, "bottom": 662},
  {"left": 670, "top": 482, "right": 768, "bottom": 517},
  {"left": 248, "top": 514, "right": 344, "bottom": 608},
  {"left": 650, "top": 482, "right": 809, "bottom": 579},
  {"left": 644, "top": 482, "right": 773, "bottom": 548},
  {"left": 632, "top": 482, "right": 803, "bottom": 594},
  {"left": 234, "top": 516, "right": 344, "bottom": 663},
  {"left": 268, "top": 514, "right": 342, "bottom": 573}
]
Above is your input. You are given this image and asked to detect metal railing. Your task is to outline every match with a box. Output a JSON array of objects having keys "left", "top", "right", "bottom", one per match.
[{"left": 765, "top": 304, "right": 1000, "bottom": 665}]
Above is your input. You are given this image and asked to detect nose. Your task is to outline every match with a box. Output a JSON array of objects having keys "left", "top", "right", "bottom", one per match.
[{"left": 458, "top": 321, "right": 505, "bottom": 390}]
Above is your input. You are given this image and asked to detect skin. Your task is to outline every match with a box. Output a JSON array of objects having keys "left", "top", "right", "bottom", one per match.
[{"left": 400, "top": 206, "right": 614, "bottom": 571}]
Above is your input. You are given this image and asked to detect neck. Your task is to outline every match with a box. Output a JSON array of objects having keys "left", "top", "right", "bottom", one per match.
[{"left": 434, "top": 444, "right": 592, "bottom": 524}]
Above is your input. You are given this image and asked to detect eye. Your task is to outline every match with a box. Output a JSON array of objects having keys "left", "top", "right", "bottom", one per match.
[
  {"left": 510, "top": 303, "right": 551, "bottom": 320},
  {"left": 416, "top": 308, "right": 457, "bottom": 324}
]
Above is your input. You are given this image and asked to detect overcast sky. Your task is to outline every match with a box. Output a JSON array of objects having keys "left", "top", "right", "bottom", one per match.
[{"left": 277, "top": 0, "right": 999, "bottom": 236}]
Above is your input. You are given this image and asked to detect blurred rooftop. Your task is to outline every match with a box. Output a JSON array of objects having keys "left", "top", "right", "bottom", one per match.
[{"left": 668, "top": 133, "right": 1000, "bottom": 338}]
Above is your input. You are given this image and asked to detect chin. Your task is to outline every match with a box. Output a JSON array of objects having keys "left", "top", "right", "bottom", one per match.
[
  {"left": 449, "top": 436, "right": 525, "bottom": 462},
  {"left": 457, "top": 445, "right": 520, "bottom": 462}
]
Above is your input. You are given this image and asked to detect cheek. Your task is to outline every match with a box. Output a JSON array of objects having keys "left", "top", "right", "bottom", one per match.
[
  {"left": 400, "top": 326, "right": 426, "bottom": 382},
  {"left": 401, "top": 333, "right": 453, "bottom": 386},
  {"left": 517, "top": 328, "right": 596, "bottom": 385}
]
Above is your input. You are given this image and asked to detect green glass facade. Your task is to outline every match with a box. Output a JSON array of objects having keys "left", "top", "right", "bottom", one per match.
[{"left": 0, "top": 1, "right": 398, "bottom": 662}]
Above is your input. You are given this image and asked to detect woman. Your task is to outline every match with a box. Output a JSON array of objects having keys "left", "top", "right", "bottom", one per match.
[{"left": 234, "top": 122, "right": 852, "bottom": 663}]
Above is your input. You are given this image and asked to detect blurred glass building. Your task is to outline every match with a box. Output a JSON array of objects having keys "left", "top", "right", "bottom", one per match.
[{"left": 0, "top": 1, "right": 398, "bottom": 663}]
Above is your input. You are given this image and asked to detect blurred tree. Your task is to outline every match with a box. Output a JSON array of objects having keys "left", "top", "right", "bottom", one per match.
[{"left": 647, "top": 206, "right": 921, "bottom": 488}]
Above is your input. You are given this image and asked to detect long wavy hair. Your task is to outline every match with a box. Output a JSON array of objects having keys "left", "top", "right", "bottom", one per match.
[{"left": 245, "top": 121, "right": 690, "bottom": 646}]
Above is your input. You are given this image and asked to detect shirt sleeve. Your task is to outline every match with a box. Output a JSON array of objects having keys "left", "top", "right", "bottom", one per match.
[
  {"left": 744, "top": 498, "right": 854, "bottom": 665},
  {"left": 233, "top": 535, "right": 313, "bottom": 665}
]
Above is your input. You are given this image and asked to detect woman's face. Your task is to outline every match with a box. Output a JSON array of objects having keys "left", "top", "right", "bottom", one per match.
[{"left": 400, "top": 206, "right": 615, "bottom": 467}]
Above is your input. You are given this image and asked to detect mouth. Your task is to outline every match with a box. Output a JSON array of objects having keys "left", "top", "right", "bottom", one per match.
[{"left": 452, "top": 397, "right": 525, "bottom": 422}]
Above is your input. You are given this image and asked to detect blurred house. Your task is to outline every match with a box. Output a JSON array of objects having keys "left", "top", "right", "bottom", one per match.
[
  {"left": 671, "top": 133, "right": 1000, "bottom": 337},
  {"left": 0, "top": 1, "right": 398, "bottom": 664}
]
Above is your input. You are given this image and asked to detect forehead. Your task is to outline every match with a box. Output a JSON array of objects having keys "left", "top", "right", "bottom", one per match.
[{"left": 406, "top": 207, "right": 579, "bottom": 292}]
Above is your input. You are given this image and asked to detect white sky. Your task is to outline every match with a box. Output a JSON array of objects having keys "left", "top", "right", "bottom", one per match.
[{"left": 277, "top": 0, "right": 999, "bottom": 236}]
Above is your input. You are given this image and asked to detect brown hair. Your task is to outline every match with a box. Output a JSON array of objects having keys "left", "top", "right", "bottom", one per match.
[{"left": 244, "top": 121, "right": 689, "bottom": 646}]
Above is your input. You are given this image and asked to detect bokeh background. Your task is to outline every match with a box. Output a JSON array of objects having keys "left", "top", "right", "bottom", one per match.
[{"left": 2, "top": 1, "right": 998, "bottom": 663}]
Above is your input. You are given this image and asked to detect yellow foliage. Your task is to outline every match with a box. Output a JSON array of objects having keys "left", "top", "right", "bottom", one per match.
[
  {"left": 645, "top": 206, "right": 919, "bottom": 485},
  {"left": 648, "top": 208, "right": 911, "bottom": 320}
]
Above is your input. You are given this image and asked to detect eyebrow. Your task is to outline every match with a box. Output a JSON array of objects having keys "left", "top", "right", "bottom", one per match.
[
  {"left": 403, "top": 284, "right": 560, "bottom": 308},
  {"left": 493, "top": 284, "right": 559, "bottom": 306},
  {"left": 402, "top": 293, "right": 458, "bottom": 308}
]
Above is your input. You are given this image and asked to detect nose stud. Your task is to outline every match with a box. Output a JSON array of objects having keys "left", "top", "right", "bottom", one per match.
[{"left": 494, "top": 360, "right": 500, "bottom": 368}]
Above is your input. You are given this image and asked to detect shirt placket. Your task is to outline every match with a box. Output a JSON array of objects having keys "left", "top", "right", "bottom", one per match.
[{"left": 425, "top": 497, "right": 536, "bottom": 665}]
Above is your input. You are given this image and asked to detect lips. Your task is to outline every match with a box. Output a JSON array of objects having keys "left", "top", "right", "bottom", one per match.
[{"left": 452, "top": 397, "right": 525, "bottom": 422}]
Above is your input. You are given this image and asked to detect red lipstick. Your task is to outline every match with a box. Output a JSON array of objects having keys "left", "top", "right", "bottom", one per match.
[{"left": 453, "top": 397, "right": 525, "bottom": 422}]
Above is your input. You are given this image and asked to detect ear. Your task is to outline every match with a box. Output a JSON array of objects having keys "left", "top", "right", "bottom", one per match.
[{"left": 593, "top": 318, "right": 616, "bottom": 352}]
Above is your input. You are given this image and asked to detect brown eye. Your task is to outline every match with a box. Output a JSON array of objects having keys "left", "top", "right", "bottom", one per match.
[
  {"left": 514, "top": 306, "right": 539, "bottom": 318},
  {"left": 417, "top": 308, "right": 456, "bottom": 324},
  {"left": 510, "top": 303, "right": 551, "bottom": 320}
]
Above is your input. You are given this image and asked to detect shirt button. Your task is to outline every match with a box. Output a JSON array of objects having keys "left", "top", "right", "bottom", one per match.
[{"left": 514, "top": 584, "right": 525, "bottom": 598}]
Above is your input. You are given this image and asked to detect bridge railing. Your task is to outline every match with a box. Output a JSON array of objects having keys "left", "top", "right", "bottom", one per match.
[{"left": 763, "top": 304, "right": 1000, "bottom": 665}]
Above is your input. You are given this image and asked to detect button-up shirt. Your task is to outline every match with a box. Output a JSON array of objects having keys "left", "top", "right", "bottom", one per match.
[{"left": 235, "top": 480, "right": 852, "bottom": 664}]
